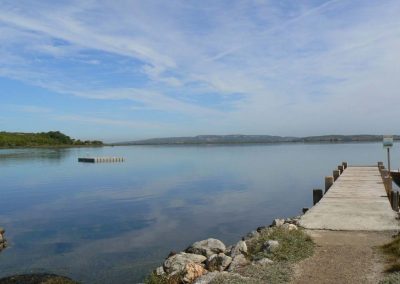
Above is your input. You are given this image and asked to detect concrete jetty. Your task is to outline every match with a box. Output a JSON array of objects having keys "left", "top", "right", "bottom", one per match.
[
  {"left": 78, "top": 157, "right": 124, "bottom": 163},
  {"left": 299, "top": 165, "right": 399, "bottom": 231}
]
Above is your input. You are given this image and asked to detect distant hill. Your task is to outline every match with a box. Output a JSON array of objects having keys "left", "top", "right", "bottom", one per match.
[
  {"left": 115, "top": 134, "right": 400, "bottom": 145},
  {"left": 0, "top": 131, "right": 103, "bottom": 147}
]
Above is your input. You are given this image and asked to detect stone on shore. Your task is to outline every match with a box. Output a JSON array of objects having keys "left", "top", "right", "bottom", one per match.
[
  {"left": 0, "top": 274, "right": 78, "bottom": 283},
  {"left": 272, "top": 219, "right": 285, "bottom": 227},
  {"left": 282, "top": 223, "right": 298, "bottom": 231},
  {"left": 227, "top": 254, "right": 250, "bottom": 271},
  {"left": 263, "top": 240, "right": 279, "bottom": 253},
  {"left": 182, "top": 262, "right": 207, "bottom": 283},
  {"left": 155, "top": 266, "right": 165, "bottom": 276},
  {"left": 206, "top": 253, "right": 232, "bottom": 272},
  {"left": 163, "top": 252, "right": 207, "bottom": 275},
  {"left": 244, "top": 230, "right": 260, "bottom": 240},
  {"left": 0, "top": 228, "right": 6, "bottom": 251},
  {"left": 230, "top": 240, "right": 248, "bottom": 258},
  {"left": 186, "top": 238, "right": 226, "bottom": 257}
]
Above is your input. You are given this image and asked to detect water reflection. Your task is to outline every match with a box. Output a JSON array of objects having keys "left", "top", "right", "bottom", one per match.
[{"left": 0, "top": 143, "right": 396, "bottom": 283}]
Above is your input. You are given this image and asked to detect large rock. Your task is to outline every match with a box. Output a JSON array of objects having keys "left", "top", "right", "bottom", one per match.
[
  {"left": 155, "top": 266, "right": 165, "bottom": 276},
  {"left": 272, "top": 219, "right": 285, "bottom": 227},
  {"left": 230, "top": 240, "right": 247, "bottom": 258},
  {"left": 182, "top": 263, "right": 207, "bottom": 283},
  {"left": 227, "top": 254, "right": 250, "bottom": 271},
  {"left": 263, "top": 240, "right": 279, "bottom": 253},
  {"left": 186, "top": 238, "right": 226, "bottom": 257},
  {"left": 0, "top": 229, "right": 5, "bottom": 251},
  {"left": 243, "top": 230, "right": 260, "bottom": 241},
  {"left": 206, "top": 253, "right": 232, "bottom": 272},
  {"left": 163, "top": 252, "right": 207, "bottom": 275},
  {"left": 0, "top": 274, "right": 78, "bottom": 283},
  {"left": 282, "top": 223, "right": 298, "bottom": 231}
]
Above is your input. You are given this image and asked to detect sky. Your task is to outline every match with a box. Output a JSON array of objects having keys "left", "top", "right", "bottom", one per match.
[{"left": 0, "top": 0, "right": 400, "bottom": 142}]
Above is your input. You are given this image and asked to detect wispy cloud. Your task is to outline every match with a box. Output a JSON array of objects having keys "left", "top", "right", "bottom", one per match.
[{"left": 1, "top": 0, "right": 400, "bottom": 138}]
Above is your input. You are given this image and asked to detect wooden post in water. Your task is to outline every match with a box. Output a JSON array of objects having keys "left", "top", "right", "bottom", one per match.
[
  {"left": 338, "top": 165, "right": 344, "bottom": 174},
  {"left": 333, "top": 170, "right": 340, "bottom": 181},
  {"left": 393, "top": 191, "right": 399, "bottom": 212},
  {"left": 390, "top": 190, "right": 395, "bottom": 210},
  {"left": 342, "top": 162, "right": 348, "bottom": 169},
  {"left": 313, "top": 189, "right": 323, "bottom": 205},
  {"left": 325, "top": 176, "right": 334, "bottom": 193}
]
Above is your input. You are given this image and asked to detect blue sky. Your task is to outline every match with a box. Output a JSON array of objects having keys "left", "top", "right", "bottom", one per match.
[{"left": 0, "top": 0, "right": 400, "bottom": 142}]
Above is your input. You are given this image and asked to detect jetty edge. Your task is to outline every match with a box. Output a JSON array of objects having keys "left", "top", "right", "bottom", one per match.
[
  {"left": 299, "top": 162, "right": 399, "bottom": 231},
  {"left": 145, "top": 161, "right": 400, "bottom": 284}
]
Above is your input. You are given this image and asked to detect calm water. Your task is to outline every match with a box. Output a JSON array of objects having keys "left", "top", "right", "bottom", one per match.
[{"left": 0, "top": 143, "right": 397, "bottom": 283}]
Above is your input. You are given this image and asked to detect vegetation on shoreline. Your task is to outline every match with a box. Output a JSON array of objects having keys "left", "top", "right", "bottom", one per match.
[
  {"left": 380, "top": 235, "right": 400, "bottom": 283},
  {"left": 211, "top": 227, "right": 314, "bottom": 284},
  {"left": 144, "top": 225, "right": 314, "bottom": 284},
  {"left": 0, "top": 131, "right": 102, "bottom": 148},
  {"left": 116, "top": 134, "right": 400, "bottom": 146}
]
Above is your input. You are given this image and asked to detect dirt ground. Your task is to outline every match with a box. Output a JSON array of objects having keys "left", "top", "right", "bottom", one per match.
[{"left": 291, "top": 230, "right": 394, "bottom": 284}]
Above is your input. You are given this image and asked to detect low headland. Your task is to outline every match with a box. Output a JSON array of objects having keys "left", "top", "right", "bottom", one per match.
[
  {"left": 115, "top": 134, "right": 400, "bottom": 146},
  {"left": 0, "top": 131, "right": 103, "bottom": 148}
]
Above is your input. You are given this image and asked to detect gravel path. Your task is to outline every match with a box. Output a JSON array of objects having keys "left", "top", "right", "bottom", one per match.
[{"left": 291, "top": 230, "right": 393, "bottom": 284}]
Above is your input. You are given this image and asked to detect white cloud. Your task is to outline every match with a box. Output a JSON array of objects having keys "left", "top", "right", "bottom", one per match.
[{"left": 1, "top": 0, "right": 400, "bottom": 137}]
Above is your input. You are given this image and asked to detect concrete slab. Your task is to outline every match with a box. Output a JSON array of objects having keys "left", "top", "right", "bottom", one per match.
[{"left": 299, "top": 166, "right": 399, "bottom": 231}]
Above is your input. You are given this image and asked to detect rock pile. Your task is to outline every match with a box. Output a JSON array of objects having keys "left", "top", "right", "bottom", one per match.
[
  {"left": 0, "top": 227, "right": 6, "bottom": 251},
  {"left": 152, "top": 217, "right": 300, "bottom": 283}
]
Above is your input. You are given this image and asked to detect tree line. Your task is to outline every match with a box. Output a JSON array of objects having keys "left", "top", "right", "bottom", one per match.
[{"left": 0, "top": 131, "right": 103, "bottom": 147}]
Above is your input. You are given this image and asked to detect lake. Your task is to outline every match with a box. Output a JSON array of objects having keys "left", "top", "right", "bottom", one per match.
[{"left": 0, "top": 143, "right": 397, "bottom": 283}]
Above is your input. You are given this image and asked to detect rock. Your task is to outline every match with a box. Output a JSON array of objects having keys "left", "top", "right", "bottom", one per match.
[
  {"left": 0, "top": 274, "right": 78, "bottom": 283},
  {"left": 155, "top": 266, "right": 165, "bottom": 276},
  {"left": 282, "top": 223, "right": 298, "bottom": 231},
  {"left": 253, "top": 257, "right": 274, "bottom": 265},
  {"left": 182, "top": 262, "right": 207, "bottom": 283},
  {"left": 163, "top": 252, "right": 207, "bottom": 275},
  {"left": 256, "top": 226, "right": 267, "bottom": 232},
  {"left": 167, "top": 251, "right": 177, "bottom": 258},
  {"left": 272, "top": 219, "right": 285, "bottom": 227},
  {"left": 230, "top": 240, "right": 247, "bottom": 258},
  {"left": 263, "top": 240, "right": 279, "bottom": 253},
  {"left": 186, "top": 238, "right": 226, "bottom": 257},
  {"left": 227, "top": 254, "right": 250, "bottom": 271},
  {"left": 206, "top": 253, "right": 232, "bottom": 272},
  {"left": 244, "top": 230, "right": 260, "bottom": 240}
]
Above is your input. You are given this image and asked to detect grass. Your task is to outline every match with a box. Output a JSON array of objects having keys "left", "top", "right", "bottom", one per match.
[
  {"left": 209, "top": 227, "right": 314, "bottom": 284},
  {"left": 144, "top": 272, "right": 181, "bottom": 284},
  {"left": 211, "top": 262, "right": 292, "bottom": 284},
  {"left": 247, "top": 227, "right": 314, "bottom": 262},
  {"left": 144, "top": 227, "right": 315, "bottom": 284},
  {"left": 380, "top": 235, "right": 400, "bottom": 283},
  {"left": 379, "top": 272, "right": 400, "bottom": 284}
]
